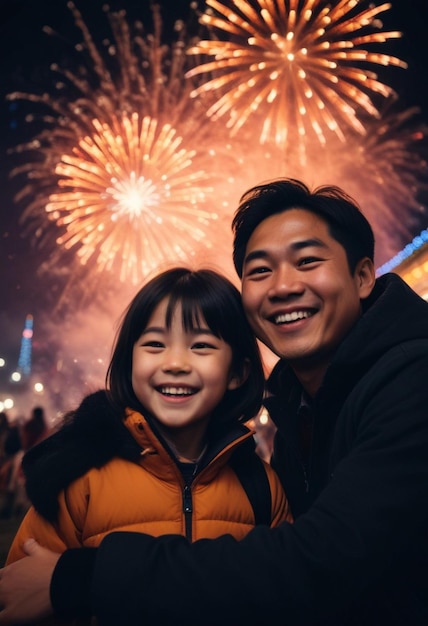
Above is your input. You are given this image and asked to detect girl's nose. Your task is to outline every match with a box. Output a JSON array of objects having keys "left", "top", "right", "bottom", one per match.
[{"left": 161, "top": 349, "right": 191, "bottom": 374}]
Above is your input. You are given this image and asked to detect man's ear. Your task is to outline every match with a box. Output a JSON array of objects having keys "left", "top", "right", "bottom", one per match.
[
  {"left": 355, "top": 257, "right": 376, "bottom": 299},
  {"left": 228, "top": 358, "right": 250, "bottom": 390}
]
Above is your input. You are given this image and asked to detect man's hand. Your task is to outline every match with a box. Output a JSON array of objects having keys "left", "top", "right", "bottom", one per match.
[{"left": 0, "top": 539, "right": 59, "bottom": 624}]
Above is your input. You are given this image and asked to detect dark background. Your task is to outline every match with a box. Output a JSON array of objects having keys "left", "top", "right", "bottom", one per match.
[{"left": 0, "top": 0, "right": 427, "bottom": 411}]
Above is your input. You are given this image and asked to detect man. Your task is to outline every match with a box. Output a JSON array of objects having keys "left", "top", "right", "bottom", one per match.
[{"left": 1, "top": 178, "right": 428, "bottom": 625}]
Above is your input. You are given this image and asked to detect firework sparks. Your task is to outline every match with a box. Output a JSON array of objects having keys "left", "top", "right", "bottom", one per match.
[
  {"left": 186, "top": 0, "right": 407, "bottom": 149},
  {"left": 212, "top": 99, "right": 428, "bottom": 267},
  {"left": 7, "top": 2, "right": 234, "bottom": 286},
  {"left": 328, "top": 105, "right": 428, "bottom": 264}
]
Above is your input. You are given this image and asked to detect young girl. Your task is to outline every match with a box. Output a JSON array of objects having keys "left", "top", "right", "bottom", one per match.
[{"left": 6, "top": 269, "right": 290, "bottom": 588}]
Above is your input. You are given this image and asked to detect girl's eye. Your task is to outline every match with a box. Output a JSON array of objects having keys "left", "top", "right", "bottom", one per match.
[
  {"left": 192, "top": 342, "right": 214, "bottom": 350},
  {"left": 142, "top": 341, "right": 164, "bottom": 348}
]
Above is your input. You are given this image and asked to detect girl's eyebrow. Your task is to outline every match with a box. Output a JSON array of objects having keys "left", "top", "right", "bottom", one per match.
[
  {"left": 141, "top": 325, "right": 216, "bottom": 336},
  {"left": 188, "top": 328, "right": 216, "bottom": 336},
  {"left": 140, "top": 326, "right": 165, "bottom": 334}
]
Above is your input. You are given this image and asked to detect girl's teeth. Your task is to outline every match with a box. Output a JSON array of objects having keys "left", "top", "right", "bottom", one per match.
[{"left": 161, "top": 387, "right": 194, "bottom": 396}]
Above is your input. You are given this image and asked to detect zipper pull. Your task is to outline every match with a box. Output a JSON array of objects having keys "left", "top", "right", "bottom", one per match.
[
  {"left": 183, "top": 485, "right": 192, "bottom": 514},
  {"left": 303, "top": 468, "right": 309, "bottom": 493}
]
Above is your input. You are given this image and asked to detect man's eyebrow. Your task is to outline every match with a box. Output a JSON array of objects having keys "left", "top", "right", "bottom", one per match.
[
  {"left": 243, "top": 250, "right": 269, "bottom": 266},
  {"left": 243, "top": 238, "right": 327, "bottom": 265},
  {"left": 291, "top": 238, "right": 327, "bottom": 251}
]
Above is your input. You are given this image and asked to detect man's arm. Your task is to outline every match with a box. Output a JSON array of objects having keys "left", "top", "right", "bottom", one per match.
[
  {"left": 88, "top": 352, "right": 428, "bottom": 625},
  {"left": 1, "top": 353, "right": 428, "bottom": 626},
  {"left": 0, "top": 540, "right": 59, "bottom": 624},
  {"left": 0, "top": 541, "right": 97, "bottom": 624}
]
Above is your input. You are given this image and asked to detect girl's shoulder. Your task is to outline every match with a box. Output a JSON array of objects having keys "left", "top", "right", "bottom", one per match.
[{"left": 22, "top": 390, "right": 140, "bottom": 522}]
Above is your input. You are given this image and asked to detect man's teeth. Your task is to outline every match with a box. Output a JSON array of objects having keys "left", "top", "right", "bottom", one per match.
[
  {"left": 160, "top": 386, "right": 195, "bottom": 396},
  {"left": 275, "top": 311, "right": 312, "bottom": 324}
]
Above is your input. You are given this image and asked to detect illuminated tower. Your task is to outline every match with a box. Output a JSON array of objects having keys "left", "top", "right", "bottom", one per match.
[{"left": 17, "top": 314, "right": 33, "bottom": 378}]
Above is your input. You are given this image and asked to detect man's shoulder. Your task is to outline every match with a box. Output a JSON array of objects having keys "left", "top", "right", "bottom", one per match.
[
  {"left": 373, "top": 338, "right": 428, "bottom": 368},
  {"left": 343, "top": 337, "right": 428, "bottom": 414}
]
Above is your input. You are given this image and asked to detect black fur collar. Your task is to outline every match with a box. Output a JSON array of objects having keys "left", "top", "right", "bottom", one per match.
[{"left": 23, "top": 390, "right": 141, "bottom": 522}]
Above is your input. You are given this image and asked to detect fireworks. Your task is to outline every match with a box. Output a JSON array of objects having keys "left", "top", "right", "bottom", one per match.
[
  {"left": 186, "top": 0, "right": 407, "bottom": 149},
  {"left": 5, "top": 0, "right": 428, "bottom": 290},
  {"left": 7, "top": 2, "right": 235, "bottom": 285},
  {"left": 328, "top": 105, "right": 428, "bottom": 264},
  {"left": 5, "top": 0, "right": 428, "bottom": 413}
]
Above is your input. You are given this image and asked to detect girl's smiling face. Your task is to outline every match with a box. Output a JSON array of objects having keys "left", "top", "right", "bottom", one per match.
[{"left": 132, "top": 297, "right": 241, "bottom": 458}]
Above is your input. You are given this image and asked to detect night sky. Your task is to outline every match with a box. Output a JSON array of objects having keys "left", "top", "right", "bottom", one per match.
[{"left": 1, "top": 0, "right": 428, "bottom": 416}]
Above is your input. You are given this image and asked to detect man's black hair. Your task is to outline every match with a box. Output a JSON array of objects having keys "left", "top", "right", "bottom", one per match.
[{"left": 232, "top": 178, "right": 375, "bottom": 277}]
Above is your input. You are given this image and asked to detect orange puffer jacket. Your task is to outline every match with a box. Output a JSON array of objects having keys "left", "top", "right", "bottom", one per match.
[
  {"left": 7, "top": 409, "right": 291, "bottom": 563},
  {"left": 6, "top": 393, "right": 291, "bottom": 625}
]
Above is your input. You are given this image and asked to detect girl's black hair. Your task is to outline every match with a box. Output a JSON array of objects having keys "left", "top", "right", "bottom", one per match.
[{"left": 106, "top": 268, "right": 265, "bottom": 433}]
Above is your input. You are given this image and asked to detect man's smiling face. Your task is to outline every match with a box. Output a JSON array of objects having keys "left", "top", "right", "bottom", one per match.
[{"left": 241, "top": 208, "right": 374, "bottom": 390}]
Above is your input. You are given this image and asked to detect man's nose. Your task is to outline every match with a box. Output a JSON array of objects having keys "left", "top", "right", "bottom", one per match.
[{"left": 267, "top": 266, "right": 305, "bottom": 299}]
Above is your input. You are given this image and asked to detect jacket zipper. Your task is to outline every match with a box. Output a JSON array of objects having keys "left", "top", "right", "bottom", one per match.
[
  {"left": 303, "top": 465, "right": 309, "bottom": 493},
  {"left": 182, "top": 484, "right": 193, "bottom": 540},
  {"left": 179, "top": 433, "right": 252, "bottom": 541}
]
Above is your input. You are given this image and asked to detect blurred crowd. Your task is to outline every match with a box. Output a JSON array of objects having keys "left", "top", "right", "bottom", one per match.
[{"left": 0, "top": 406, "right": 51, "bottom": 519}]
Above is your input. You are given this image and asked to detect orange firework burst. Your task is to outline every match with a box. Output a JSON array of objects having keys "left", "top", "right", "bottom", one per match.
[
  {"left": 8, "top": 2, "right": 233, "bottom": 285},
  {"left": 332, "top": 105, "right": 428, "bottom": 264},
  {"left": 186, "top": 0, "right": 407, "bottom": 148}
]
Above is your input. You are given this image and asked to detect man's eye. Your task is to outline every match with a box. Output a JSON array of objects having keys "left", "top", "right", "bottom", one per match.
[
  {"left": 247, "top": 266, "right": 270, "bottom": 275},
  {"left": 299, "top": 257, "right": 320, "bottom": 266}
]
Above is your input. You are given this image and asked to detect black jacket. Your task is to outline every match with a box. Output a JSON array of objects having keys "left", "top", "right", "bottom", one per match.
[{"left": 52, "top": 273, "right": 428, "bottom": 626}]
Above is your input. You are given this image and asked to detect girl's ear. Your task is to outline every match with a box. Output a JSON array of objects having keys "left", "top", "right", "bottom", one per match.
[{"left": 227, "top": 358, "right": 250, "bottom": 391}]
